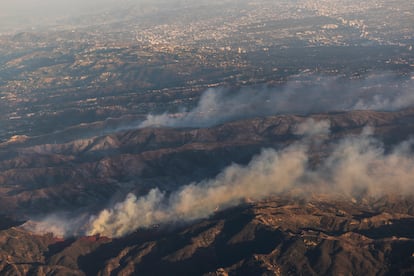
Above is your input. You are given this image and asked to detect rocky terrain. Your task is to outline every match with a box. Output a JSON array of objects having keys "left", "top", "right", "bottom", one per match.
[
  {"left": 1, "top": 1, "right": 413, "bottom": 274},
  {"left": 1, "top": 109, "right": 414, "bottom": 275},
  {"left": 1, "top": 196, "right": 414, "bottom": 275},
  {"left": 1, "top": 108, "right": 414, "bottom": 218}
]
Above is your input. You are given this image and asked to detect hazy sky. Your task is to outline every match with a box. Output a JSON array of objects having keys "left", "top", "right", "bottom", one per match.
[
  {"left": 3, "top": 0, "right": 139, "bottom": 18},
  {"left": 0, "top": 0, "right": 188, "bottom": 16},
  {"left": 0, "top": 0, "right": 231, "bottom": 32},
  {"left": 0, "top": 0, "right": 211, "bottom": 31},
  {"left": 2, "top": 0, "right": 124, "bottom": 12},
  {"left": 0, "top": 0, "right": 137, "bottom": 31}
]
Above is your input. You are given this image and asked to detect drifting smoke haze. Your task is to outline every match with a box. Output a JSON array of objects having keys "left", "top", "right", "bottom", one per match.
[
  {"left": 0, "top": 0, "right": 123, "bottom": 31},
  {"left": 87, "top": 145, "right": 308, "bottom": 237},
  {"left": 293, "top": 118, "right": 331, "bottom": 137},
  {"left": 140, "top": 74, "right": 414, "bottom": 128},
  {"left": 84, "top": 120, "right": 414, "bottom": 237},
  {"left": 24, "top": 213, "right": 90, "bottom": 237},
  {"left": 0, "top": 0, "right": 233, "bottom": 32},
  {"left": 21, "top": 73, "right": 414, "bottom": 238}
]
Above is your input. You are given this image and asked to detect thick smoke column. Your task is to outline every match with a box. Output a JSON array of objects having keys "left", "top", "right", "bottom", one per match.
[
  {"left": 87, "top": 120, "right": 414, "bottom": 237},
  {"left": 319, "top": 129, "right": 414, "bottom": 198},
  {"left": 140, "top": 74, "right": 414, "bottom": 128},
  {"left": 87, "top": 145, "right": 308, "bottom": 237}
]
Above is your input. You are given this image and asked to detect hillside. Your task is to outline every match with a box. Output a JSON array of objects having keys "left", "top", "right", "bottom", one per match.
[{"left": 1, "top": 109, "right": 414, "bottom": 275}]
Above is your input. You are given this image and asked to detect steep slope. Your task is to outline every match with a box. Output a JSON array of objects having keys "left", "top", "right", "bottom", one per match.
[
  {"left": 1, "top": 196, "right": 414, "bottom": 275},
  {"left": 1, "top": 108, "right": 414, "bottom": 275},
  {"left": 1, "top": 109, "right": 414, "bottom": 217}
]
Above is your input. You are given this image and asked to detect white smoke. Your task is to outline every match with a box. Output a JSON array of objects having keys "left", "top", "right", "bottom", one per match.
[
  {"left": 317, "top": 130, "right": 414, "bottom": 198},
  {"left": 293, "top": 118, "right": 331, "bottom": 137},
  {"left": 139, "top": 74, "right": 414, "bottom": 129},
  {"left": 353, "top": 88, "right": 414, "bottom": 110},
  {"left": 86, "top": 121, "right": 414, "bottom": 237},
  {"left": 23, "top": 213, "right": 89, "bottom": 237},
  {"left": 23, "top": 119, "right": 414, "bottom": 238},
  {"left": 87, "top": 144, "right": 308, "bottom": 237}
]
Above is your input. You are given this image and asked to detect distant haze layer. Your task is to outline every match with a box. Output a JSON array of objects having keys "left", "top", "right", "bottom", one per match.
[
  {"left": 0, "top": 0, "right": 227, "bottom": 31},
  {"left": 0, "top": 0, "right": 147, "bottom": 31},
  {"left": 140, "top": 73, "right": 414, "bottom": 129}
]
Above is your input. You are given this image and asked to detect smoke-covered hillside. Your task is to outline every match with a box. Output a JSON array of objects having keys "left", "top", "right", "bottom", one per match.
[{"left": 0, "top": 0, "right": 413, "bottom": 275}]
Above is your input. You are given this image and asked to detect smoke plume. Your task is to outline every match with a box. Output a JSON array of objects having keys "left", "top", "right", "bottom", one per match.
[
  {"left": 87, "top": 145, "right": 308, "bottom": 237},
  {"left": 140, "top": 73, "right": 414, "bottom": 128},
  {"left": 23, "top": 213, "right": 89, "bottom": 237},
  {"left": 293, "top": 118, "right": 331, "bottom": 137},
  {"left": 86, "top": 120, "right": 414, "bottom": 237}
]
